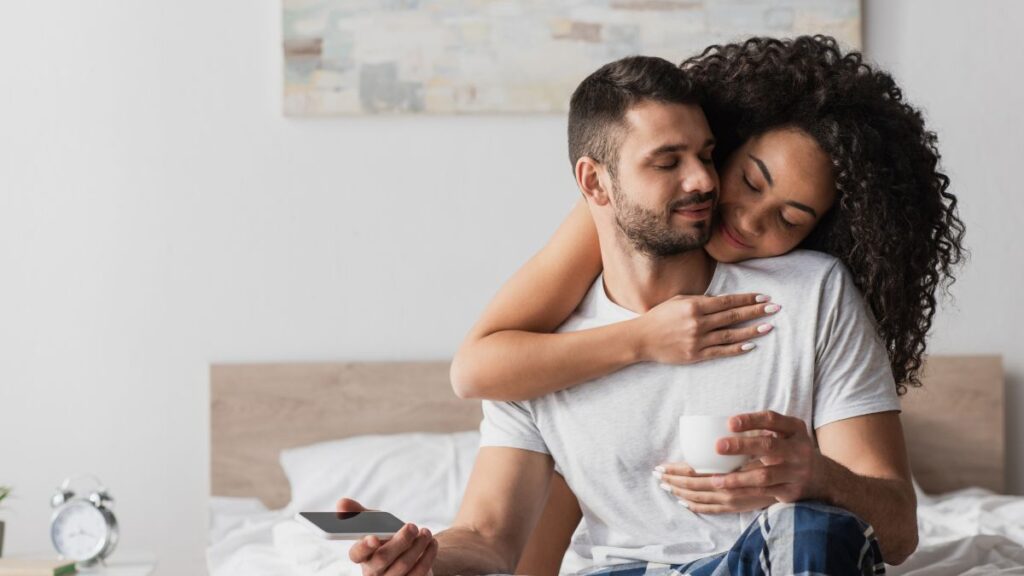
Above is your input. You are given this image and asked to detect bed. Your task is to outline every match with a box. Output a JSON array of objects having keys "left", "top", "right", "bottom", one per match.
[{"left": 207, "top": 355, "right": 1023, "bottom": 575}]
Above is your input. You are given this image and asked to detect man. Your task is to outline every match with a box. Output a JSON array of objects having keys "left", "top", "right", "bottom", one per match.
[{"left": 339, "top": 55, "right": 917, "bottom": 576}]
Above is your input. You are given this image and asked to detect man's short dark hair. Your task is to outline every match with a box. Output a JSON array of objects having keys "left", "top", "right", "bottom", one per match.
[{"left": 568, "top": 55, "right": 702, "bottom": 175}]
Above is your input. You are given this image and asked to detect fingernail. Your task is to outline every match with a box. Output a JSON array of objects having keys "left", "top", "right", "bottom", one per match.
[
  {"left": 755, "top": 294, "right": 771, "bottom": 303},
  {"left": 659, "top": 482, "right": 673, "bottom": 493},
  {"left": 712, "top": 476, "right": 725, "bottom": 488},
  {"left": 651, "top": 470, "right": 663, "bottom": 480},
  {"left": 408, "top": 523, "right": 418, "bottom": 533},
  {"left": 764, "top": 304, "right": 781, "bottom": 314},
  {"left": 678, "top": 500, "right": 690, "bottom": 508},
  {"left": 654, "top": 465, "right": 666, "bottom": 473},
  {"left": 741, "top": 342, "right": 756, "bottom": 351},
  {"left": 756, "top": 323, "right": 773, "bottom": 334}
]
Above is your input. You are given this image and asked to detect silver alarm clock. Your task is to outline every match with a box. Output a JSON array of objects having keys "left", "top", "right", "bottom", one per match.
[{"left": 50, "top": 474, "right": 118, "bottom": 566}]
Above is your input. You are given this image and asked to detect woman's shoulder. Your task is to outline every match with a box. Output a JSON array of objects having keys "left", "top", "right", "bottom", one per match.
[
  {"left": 718, "top": 250, "right": 855, "bottom": 313},
  {"left": 735, "top": 249, "right": 844, "bottom": 280}
]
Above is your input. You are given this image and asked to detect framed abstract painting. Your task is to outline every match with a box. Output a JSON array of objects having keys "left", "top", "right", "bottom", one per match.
[{"left": 282, "top": 0, "right": 861, "bottom": 116}]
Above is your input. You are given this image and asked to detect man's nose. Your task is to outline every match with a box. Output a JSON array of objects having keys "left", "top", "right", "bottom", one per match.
[{"left": 681, "top": 161, "right": 718, "bottom": 195}]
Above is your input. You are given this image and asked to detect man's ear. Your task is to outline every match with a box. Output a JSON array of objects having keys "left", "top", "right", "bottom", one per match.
[{"left": 575, "top": 157, "right": 613, "bottom": 207}]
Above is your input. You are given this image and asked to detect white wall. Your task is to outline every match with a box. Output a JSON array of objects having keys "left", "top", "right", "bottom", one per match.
[
  {"left": 0, "top": 1, "right": 1019, "bottom": 574},
  {"left": 863, "top": 0, "right": 1024, "bottom": 492}
]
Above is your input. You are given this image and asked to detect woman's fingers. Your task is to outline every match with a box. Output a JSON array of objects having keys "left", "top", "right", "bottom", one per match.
[
  {"left": 697, "top": 293, "right": 769, "bottom": 314},
  {"left": 676, "top": 482, "right": 783, "bottom": 503},
  {"left": 656, "top": 462, "right": 705, "bottom": 477},
  {"left": 674, "top": 486, "right": 777, "bottom": 514},
  {"left": 696, "top": 319, "right": 782, "bottom": 356},
  {"left": 640, "top": 294, "right": 778, "bottom": 365},
  {"left": 676, "top": 486, "right": 768, "bottom": 503},
  {"left": 658, "top": 458, "right": 783, "bottom": 514},
  {"left": 701, "top": 322, "right": 774, "bottom": 349},
  {"left": 702, "top": 301, "right": 781, "bottom": 332},
  {"left": 684, "top": 502, "right": 744, "bottom": 514},
  {"left": 691, "top": 298, "right": 781, "bottom": 358},
  {"left": 696, "top": 341, "right": 758, "bottom": 361},
  {"left": 684, "top": 497, "right": 775, "bottom": 515}
]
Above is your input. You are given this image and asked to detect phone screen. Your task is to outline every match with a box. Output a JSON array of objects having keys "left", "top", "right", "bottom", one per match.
[{"left": 298, "top": 511, "right": 406, "bottom": 535}]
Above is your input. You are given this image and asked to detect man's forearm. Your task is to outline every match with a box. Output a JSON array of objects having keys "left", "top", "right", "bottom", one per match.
[
  {"left": 433, "top": 526, "right": 516, "bottom": 576},
  {"left": 818, "top": 456, "right": 918, "bottom": 564}
]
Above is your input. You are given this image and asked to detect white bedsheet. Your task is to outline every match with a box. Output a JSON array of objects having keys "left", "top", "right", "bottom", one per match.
[
  {"left": 207, "top": 498, "right": 448, "bottom": 576},
  {"left": 887, "top": 487, "right": 1024, "bottom": 575},
  {"left": 208, "top": 487, "right": 1024, "bottom": 576}
]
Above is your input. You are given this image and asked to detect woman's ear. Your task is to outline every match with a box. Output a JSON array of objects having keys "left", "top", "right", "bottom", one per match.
[{"left": 575, "top": 157, "right": 612, "bottom": 206}]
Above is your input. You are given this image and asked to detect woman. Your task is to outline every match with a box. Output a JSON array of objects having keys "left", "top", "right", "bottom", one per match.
[{"left": 451, "top": 36, "right": 966, "bottom": 575}]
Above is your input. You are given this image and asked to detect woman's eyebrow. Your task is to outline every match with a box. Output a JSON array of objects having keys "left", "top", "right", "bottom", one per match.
[
  {"left": 748, "top": 153, "right": 773, "bottom": 186},
  {"left": 785, "top": 200, "right": 818, "bottom": 218}
]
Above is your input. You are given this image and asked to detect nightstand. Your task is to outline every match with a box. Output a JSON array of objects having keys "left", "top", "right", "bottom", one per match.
[
  {"left": 8, "top": 552, "right": 156, "bottom": 576},
  {"left": 75, "top": 558, "right": 157, "bottom": 576}
]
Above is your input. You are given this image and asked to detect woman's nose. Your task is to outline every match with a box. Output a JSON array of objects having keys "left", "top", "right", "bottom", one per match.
[{"left": 734, "top": 207, "right": 765, "bottom": 237}]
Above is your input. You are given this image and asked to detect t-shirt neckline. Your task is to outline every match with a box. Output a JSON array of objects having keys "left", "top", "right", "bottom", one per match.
[{"left": 596, "top": 259, "right": 724, "bottom": 320}]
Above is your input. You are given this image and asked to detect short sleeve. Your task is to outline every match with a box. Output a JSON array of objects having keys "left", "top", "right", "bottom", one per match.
[
  {"left": 479, "top": 400, "right": 551, "bottom": 455},
  {"left": 813, "top": 262, "right": 901, "bottom": 429}
]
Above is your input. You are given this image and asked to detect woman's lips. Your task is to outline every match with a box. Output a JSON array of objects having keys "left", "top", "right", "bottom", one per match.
[{"left": 720, "top": 221, "right": 752, "bottom": 249}]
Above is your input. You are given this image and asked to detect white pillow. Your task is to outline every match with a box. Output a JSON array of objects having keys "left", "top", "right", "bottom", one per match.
[{"left": 279, "top": 430, "right": 481, "bottom": 528}]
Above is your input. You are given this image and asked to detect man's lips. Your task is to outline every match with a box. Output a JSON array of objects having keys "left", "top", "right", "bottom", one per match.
[
  {"left": 720, "top": 221, "right": 752, "bottom": 249},
  {"left": 672, "top": 201, "right": 714, "bottom": 221}
]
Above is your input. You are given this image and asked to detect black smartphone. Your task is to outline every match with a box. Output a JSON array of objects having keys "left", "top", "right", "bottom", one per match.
[{"left": 295, "top": 511, "right": 406, "bottom": 540}]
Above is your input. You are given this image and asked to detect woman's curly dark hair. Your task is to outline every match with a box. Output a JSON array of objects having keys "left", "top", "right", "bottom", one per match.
[{"left": 681, "top": 36, "right": 966, "bottom": 394}]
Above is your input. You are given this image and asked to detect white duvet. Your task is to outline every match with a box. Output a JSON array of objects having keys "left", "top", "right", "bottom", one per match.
[
  {"left": 887, "top": 487, "right": 1024, "bottom": 575},
  {"left": 208, "top": 431, "right": 477, "bottom": 576},
  {"left": 208, "top": 485, "right": 1024, "bottom": 576},
  {"left": 207, "top": 497, "right": 450, "bottom": 576}
]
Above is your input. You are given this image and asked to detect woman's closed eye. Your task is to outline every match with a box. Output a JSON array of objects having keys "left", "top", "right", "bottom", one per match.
[
  {"left": 778, "top": 212, "right": 798, "bottom": 229},
  {"left": 743, "top": 173, "right": 759, "bottom": 192}
]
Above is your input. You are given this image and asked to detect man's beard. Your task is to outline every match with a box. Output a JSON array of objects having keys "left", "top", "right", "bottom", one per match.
[{"left": 610, "top": 175, "right": 715, "bottom": 258}]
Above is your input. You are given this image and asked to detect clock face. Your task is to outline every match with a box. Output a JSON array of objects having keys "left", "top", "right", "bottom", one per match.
[{"left": 51, "top": 501, "right": 108, "bottom": 561}]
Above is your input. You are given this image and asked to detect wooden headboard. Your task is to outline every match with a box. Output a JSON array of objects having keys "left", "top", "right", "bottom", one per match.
[
  {"left": 900, "top": 355, "right": 1005, "bottom": 494},
  {"left": 210, "top": 355, "right": 1004, "bottom": 509},
  {"left": 210, "top": 362, "right": 484, "bottom": 509}
]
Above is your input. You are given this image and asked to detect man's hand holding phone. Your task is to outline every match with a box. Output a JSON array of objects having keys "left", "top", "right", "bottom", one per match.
[{"left": 338, "top": 498, "right": 439, "bottom": 576}]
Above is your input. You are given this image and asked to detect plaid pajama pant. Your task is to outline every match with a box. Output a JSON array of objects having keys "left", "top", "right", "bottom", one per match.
[{"left": 576, "top": 501, "right": 884, "bottom": 576}]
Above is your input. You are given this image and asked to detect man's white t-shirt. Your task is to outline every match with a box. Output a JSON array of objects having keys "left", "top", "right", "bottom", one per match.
[{"left": 479, "top": 250, "right": 901, "bottom": 570}]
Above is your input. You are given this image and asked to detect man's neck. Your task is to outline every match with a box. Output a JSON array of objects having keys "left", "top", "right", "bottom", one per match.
[{"left": 600, "top": 234, "right": 716, "bottom": 314}]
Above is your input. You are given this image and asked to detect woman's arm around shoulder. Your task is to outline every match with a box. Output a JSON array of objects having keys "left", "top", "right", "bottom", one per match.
[
  {"left": 451, "top": 199, "right": 634, "bottom": 400},
  {"left": 450, "top": 200, "right": 779, "bottom": 401}
]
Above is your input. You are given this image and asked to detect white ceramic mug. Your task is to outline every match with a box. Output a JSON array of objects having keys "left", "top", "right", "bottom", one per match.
[{"left": 678, "top": 415, "right": 751, "bottom": 474}]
